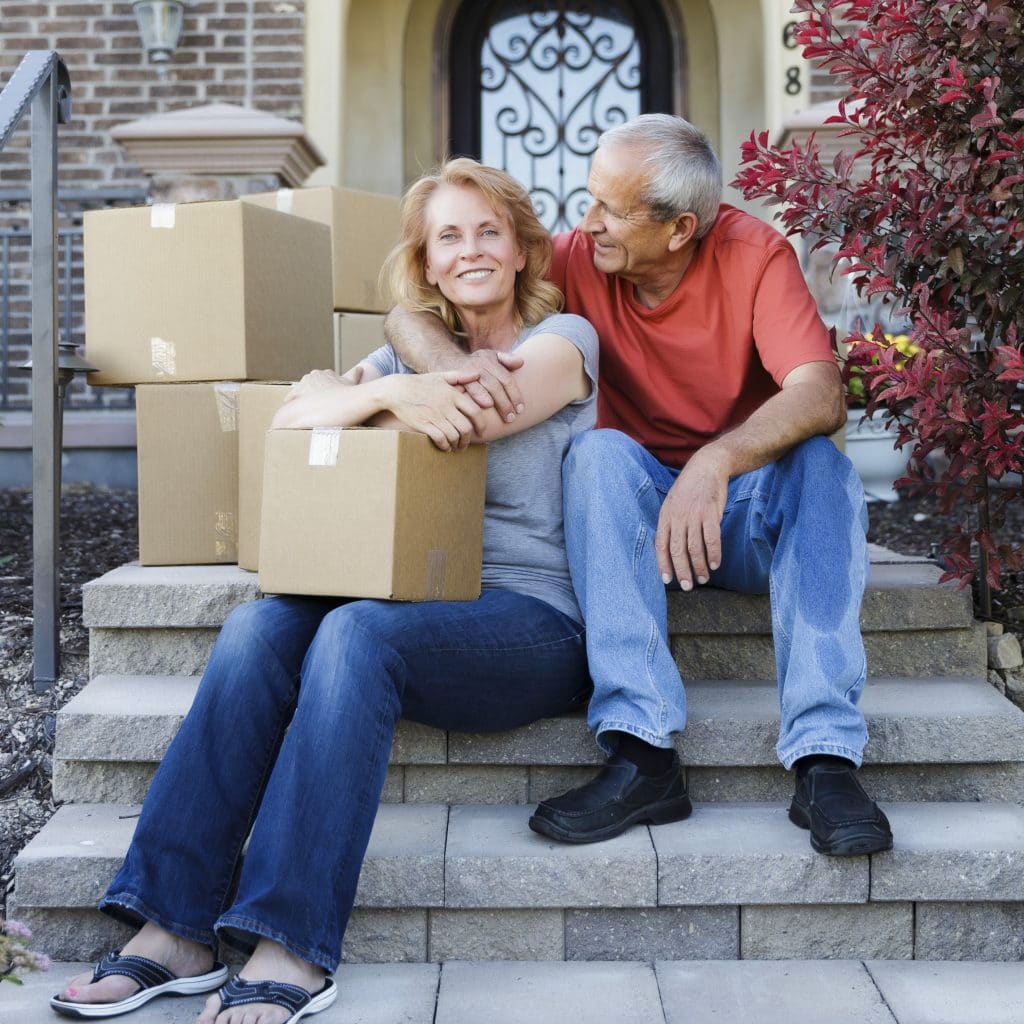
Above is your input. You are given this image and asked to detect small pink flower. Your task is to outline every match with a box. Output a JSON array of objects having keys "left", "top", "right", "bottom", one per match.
[{"left": 3, "top": 920, "right": 31, "bottom": 940}]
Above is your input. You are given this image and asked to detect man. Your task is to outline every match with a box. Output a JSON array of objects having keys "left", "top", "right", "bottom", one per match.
[{"left": 385, "top": 115, "right": 893, "bottom": 857}]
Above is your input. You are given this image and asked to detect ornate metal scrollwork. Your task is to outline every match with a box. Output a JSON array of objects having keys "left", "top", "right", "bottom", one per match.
[{"left": 479, "top": 2, "right": 641, "bottom": 233}]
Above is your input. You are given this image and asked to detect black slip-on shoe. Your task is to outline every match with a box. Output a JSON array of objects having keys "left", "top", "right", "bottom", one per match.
[
  {"left": 528, "top": 751, "right": 692, "bottom": 844},
  {"left": 789, "top": 761, "right": 893, "bottom": 856}
]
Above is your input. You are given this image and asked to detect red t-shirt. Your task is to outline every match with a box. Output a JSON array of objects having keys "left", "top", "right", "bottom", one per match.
[{"left": 550, "top": 205, "right": 833, "bottom": 467}]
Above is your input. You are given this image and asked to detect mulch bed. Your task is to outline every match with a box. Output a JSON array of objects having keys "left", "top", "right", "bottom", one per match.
[{"left": 1, "top": 484, "right": 1022, "bottom": 922}]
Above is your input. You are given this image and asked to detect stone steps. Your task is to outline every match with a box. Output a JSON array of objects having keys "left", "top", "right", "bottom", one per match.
[
  {"left": 16, "top": 546, "right": 1023, "bottom": 969},
  {"left": 14, "top": 959, "right": 1024, "bottom": 1024},
  {"left": 81, "top": 552, "right": 986, "bottom": 681},
  {"left": 52, "top": 674, "right": 1024, "bottom": 805},
  {"left": 12, "top": 801, "right": 1024, "bottom": 965}
]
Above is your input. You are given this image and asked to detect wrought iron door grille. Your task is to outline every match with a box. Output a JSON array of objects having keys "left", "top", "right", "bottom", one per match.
[{"left": 449, "top": 1, "right": 676, "bottom": 234}]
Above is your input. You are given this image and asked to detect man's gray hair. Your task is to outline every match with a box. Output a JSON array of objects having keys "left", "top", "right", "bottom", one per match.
[{"left": 598, "top": 114, "right": 722, "bottom": 238}]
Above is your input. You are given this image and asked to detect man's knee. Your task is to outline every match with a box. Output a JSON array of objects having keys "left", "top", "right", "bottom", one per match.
[{"left": 565, "top": 428, "right": 648, "bottom": 487}]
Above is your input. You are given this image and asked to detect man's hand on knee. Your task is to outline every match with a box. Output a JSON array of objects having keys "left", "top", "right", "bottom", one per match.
[{"left": 655, "top": 449, "right": 728, "bottom": 591}]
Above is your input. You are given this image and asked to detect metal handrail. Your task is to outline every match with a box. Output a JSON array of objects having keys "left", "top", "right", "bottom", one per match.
[{"left": 0, "top": 51, "right": 72, "bottom": 690}]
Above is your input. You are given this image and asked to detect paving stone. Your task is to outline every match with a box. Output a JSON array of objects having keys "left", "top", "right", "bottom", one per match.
[
  {"left": 6, "top": 906, "right": 132, "bottom": 964},
  {"left": 914, "top": 901, "right": 1024, "bottom": 961},
  {"left": 82, "top": 563, "right": 260, "bottom": 627},
  {"left": 436, "top": 961, "right": 665, "bottom": 1024},
  {"left": 379, "top": 766, "right": 405, "bottom": 803},
  {"left": 342, "top": 910, "right": 428, "bottom": 963},
  {"left": 55, "top": 675, "right": 445, "bottom": 767},
  {"left": 870, "top": 803, "right": 1024, "bottom": 901},
  {"left": 565, "top": 907, "right": 737, "bottom": 961},
  {"left": 444, "top": 805, "right": 656, "bottom": 909},
  {"left": 55, "top": 675, "right": 197, "bottom": 761},
  {"left": 404, "top": 765, "right": 528, "bottom": 804},
  {"left": 653, "top": 804, "right": 868, "bottom": 905},
  {"left": 672, "top": 627, "right": 986, "bottom": 681},
  {"left": 447, "top": 715, "right": 599, "bottom": 766},
  {"left": 52, "top": 761, "right": 157, "bottom": 804},
  {"left": 354, "top": 804, "right": 446, "bottom": 908},
  {"left": 14, "top": 804, "right": 138, "bottom": 908},
  {"left": 866, "top": 960, "right": 1024, "bottom": 1024},
  {"left": 428, "top": 909, "right": 564, "bottom": 961},
  {"left": 329, "top": 963, "right": 440, "bottom": 1022},
  {"left": 686, "top": 762, "right": 1024, "bottom": 804},
  {"left": 656, "top": 960, "right": 897, "bottom": 1024},
  {"left": 528, "top": 766, "right": 595, "bottom": 803},
  {"left": 740, "top": 903, "right": 913, "bottom": 960},
  {"left": 665, "top": 558, "right": 972, "bottom": 635},
  {"left": 89, "top": 627, "right": 218, "bottom": 677}
]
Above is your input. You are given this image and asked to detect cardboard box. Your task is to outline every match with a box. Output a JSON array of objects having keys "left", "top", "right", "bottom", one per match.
[
  {"left": 85, "top": 199, "right": 333, "bottom": 386},
  {"left": 242, "top": 186, "right": 400, "bottom": 312},
  {"left": 259, "top": 428, "right": 487, "bottom": 600},
  {"left": 238, "top": 382, "right": 293, "bottom": 572},
  {"left": 136, "top": 383, "right": 240, "bottom": 565},
  {"left": 334, "top": 312, "right": 386, "bottom": 373}
]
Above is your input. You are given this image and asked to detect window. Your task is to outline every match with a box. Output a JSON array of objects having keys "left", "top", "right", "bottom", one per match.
[{"left": 448, "top": 1, "right": 679, "bottom": 232}]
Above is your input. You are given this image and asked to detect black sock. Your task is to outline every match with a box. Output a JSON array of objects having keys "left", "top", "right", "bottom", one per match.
[
  {"left": 795, "top": 754, "right": 855, "bottom": 779},
  {"left": 613, "top": 732, "right": 675, "bottom": 776}
]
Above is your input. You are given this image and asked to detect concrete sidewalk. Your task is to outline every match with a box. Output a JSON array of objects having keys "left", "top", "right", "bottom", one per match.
[{"left": 6, "top": 960, "right": 1023, "bottom": 1024}]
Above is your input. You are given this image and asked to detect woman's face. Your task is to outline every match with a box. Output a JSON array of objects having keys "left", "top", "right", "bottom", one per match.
[{"left": 423, "top": 183, "right": 526, "bottom": 319}]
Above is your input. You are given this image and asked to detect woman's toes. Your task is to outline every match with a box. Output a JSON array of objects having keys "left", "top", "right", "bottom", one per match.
[
  {"left": 60, "top": 972, "right": 139, "bottom": 1005},
  {"left": 196, "top": 991, "right": 221, "bottom": 1024}
]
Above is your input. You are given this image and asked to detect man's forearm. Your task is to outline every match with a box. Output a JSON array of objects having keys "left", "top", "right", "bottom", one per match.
[
  {"left": 384, "top": 305, "right": 462, "bottom": 372},
  {"left": 705, "top": 365, "right": 846, "bottom": 480}
]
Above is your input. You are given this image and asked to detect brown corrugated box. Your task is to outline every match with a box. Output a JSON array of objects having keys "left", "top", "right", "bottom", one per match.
[
  {"left": 259, "top": 428, "right": 487, "bottom": 601},
  {"left": 241, "top": 186, "right": 400, "bottom": 312},
  {"left": 334, "top": 312, "right": 386, "bottom": 372},
  {"left": 84, "top": 199, "right": 333, "bottom": 386},
  {"left": 136, "top": 383, "right": 240, "bottom": 565},
  {"left": 238, "top": 382, "right": 292, "bottom": 572}
]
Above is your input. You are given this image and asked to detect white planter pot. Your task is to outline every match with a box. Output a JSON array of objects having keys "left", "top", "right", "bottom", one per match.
[{"left": 844, "top": 409, "right": 908, "bottom": 503}]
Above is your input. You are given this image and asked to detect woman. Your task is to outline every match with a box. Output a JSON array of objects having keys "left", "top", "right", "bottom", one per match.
[{"left": 52, "top": 159, "right": 598, "bottom": 1024}]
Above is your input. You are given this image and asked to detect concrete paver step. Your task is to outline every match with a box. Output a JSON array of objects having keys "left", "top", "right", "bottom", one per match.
[
  {"left": 81, "top": 552, "right": 974, "bottom": 633},
  {"left": 8, "top": 959, "right": 1024, "bottom": 1024},
  {"left": 12, "top": 802, "right": 1024, "bottom": 964},
  {"left": 52, "top": 674, "right": 1024, "bottom": 804}
]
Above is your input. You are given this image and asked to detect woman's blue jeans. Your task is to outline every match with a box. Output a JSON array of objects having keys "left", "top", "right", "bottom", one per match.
[
  {"left": 562, "top": 429, "right": 870, "bottom": 768},
  {"left": 100, "top": 590, "right": 589, "bottom": 972}
]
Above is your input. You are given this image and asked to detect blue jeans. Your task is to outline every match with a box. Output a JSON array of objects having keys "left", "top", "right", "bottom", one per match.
[
  {"left": 100, "top": 590, "right": 589, "bottom": 972},
  {"left": 562, "top": 429, "right": 870, "bottom": 768}
]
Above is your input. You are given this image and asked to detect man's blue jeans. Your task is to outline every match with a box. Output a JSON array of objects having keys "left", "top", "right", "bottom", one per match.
[
  {"left": 100, "top": 590, "right": 589, "bottom": 972},
  {"left": 562, "top": 429, "right": 870, "bottom": 768}
]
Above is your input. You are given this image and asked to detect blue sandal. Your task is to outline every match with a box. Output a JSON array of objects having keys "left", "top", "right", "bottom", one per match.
[
  {"left": 49, "top": 950, "right": 228, "bottom": 1018},
  {"left": 212, "top": 976, "right": 338, "bottom": 1023}
]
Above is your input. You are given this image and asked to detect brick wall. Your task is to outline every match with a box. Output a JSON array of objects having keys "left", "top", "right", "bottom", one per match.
[{"left": 0, "top": 1, "right": 305, "bottom": 408}]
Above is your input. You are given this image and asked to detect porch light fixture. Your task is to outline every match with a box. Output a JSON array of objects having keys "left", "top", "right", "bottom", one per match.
[{"left": 132, "top": 0, "right": 187, "bottom": 75}]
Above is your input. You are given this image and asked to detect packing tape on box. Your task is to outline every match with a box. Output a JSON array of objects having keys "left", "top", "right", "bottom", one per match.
[
  {"left": 309, "top": 428, "right": 341, "bottom": 466},
  {"left": 426, "top": 549, "right": 447, "bottom": 600},
  {"left": 214, "top": 510, "right": 237, "bottom": 560},
  {"left": 214, "top": 383, "right": 241, "bottom": 433},
  {"left": 150, "top": 337, "right": 177, "bottom": 376},
  {"left": 150, "top": 204, "right": 176, "bottom": 229},
  {"left": 275, "top": 189, "right": 294, "bottom": 214}
]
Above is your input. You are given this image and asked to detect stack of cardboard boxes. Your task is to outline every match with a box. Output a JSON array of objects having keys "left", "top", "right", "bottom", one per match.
[{"left": 84, "top": 187, "right": 486, "bottom": 602}]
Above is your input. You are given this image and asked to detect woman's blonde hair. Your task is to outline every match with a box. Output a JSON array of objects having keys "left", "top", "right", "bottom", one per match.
[{"left": 382, "top": 158, "right": 563, "bottom": 334}]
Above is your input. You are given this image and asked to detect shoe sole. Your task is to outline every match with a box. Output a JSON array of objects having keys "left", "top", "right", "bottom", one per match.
[
  {"left": 528, "top": 794, "right": 693, "bottom": 844},
  {"left": 788, "top": 801, "right": 893, "bottom": 856}
]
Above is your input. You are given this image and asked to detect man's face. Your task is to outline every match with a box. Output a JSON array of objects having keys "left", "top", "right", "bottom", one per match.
[{"left": 579, "top": 144, "right": 680, "bottom": 283}]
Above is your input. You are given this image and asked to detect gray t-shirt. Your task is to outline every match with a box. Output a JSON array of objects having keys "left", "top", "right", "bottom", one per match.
[{"left": 365, "top": 313, "right": 599, "bottom": 623}]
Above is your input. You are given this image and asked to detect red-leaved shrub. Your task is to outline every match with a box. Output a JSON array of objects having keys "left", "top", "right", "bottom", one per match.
[{"left": 733, "top": 0, "right": 1024, "bottom": 607}]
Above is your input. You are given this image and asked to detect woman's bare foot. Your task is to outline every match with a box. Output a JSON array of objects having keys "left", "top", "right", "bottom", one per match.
[
  {"left": 197, "top": 938, "right": 326, "bottom": 1024},
  {"left": 58, "top": 921, "right": 214, "bottom": 1006}
]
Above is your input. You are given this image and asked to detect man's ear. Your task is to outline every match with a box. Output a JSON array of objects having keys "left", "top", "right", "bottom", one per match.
[{"left": 667, "top": 212, "right": 699, "bottom": 253}]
